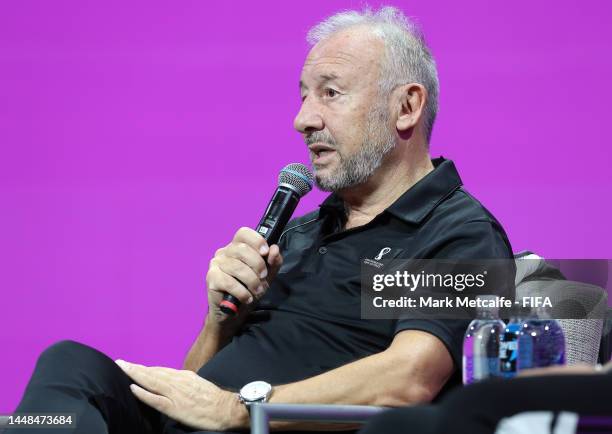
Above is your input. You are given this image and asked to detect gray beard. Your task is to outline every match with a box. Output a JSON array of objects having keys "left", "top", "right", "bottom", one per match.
[{"left": 308, "top": 103, "right": 396, "bottom": 192}]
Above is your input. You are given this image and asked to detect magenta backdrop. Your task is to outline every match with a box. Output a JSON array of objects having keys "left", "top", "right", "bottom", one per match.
[{"left": 1, "top": 1, "right": 611, "bottom": 411}]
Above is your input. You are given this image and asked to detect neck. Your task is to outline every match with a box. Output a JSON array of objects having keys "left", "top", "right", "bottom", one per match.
[{"left": 338, "top": 147, "right": 434, "bottom": 229}]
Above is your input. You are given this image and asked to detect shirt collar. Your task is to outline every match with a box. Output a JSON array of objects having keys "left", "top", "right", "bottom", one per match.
[
  {"left": 386, "top": 157, "right": 463, "bottom": 224},
  {"left": 318, "top": 190, "right": 346, "bottom": 224},
  {"left": 318, "top": 157, "right": 463, "bottom": 225}
]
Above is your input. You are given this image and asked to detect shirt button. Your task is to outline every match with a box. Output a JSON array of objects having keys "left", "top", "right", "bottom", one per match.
[{"left": 318, "top": 246, "right": 328, "bottom": 255}]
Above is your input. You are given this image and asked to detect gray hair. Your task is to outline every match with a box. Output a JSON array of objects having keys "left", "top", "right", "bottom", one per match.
[{"left": 307, "top": 6, "right": 439, "bottom": 144}]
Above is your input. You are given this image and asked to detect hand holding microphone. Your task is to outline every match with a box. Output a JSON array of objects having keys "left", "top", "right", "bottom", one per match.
[
  {"left": 205, "top": 163, "right": 314, "bottom": 321},
  {"left": 206, "top": 227, "right": 283, "bottom": 322}
]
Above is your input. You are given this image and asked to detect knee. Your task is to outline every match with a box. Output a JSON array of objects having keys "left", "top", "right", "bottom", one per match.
[
  {"left": 38, "top": 340, "right": 108, "bottom": 366},
  {"left": 28, "top": 340, "right": 131, "bottom": 401}
]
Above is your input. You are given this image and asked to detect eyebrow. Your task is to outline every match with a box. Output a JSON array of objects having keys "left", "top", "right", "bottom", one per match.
[{"left": 299, "top": 73, "right": 341, "bottom": 90}]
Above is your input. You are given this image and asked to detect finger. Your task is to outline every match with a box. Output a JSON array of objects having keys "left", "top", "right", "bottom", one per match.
[
  {"left": 129, "top": 383, "right": 173, "bottom": 413},
  {"left": 115, "top": 361, "right": 173, "bottom": 396},
  {"left": 116, "top": 360, "right": 179, "bottom": 374},
  {"left": 207, "top": 267, "right": 255, "bottom": 304},
  {"left": 146, "top": 367, "right": 206, "bottom": 389},
  {"left": 214, "top": 256, "right": 262, "bottom": 294},
  {"left": 121, "top": 364, "right": 197, "bottom": 394},
  {"left": 266, "top": 245, "right": 283, "bottom": 270},
  {"left": 223, "top": 242, "right": 268, "bottom": 279},
  {"left": 146, "top": 366, "right": 184, "bottom": 377},
  {"left": 233, "top": 227, "right": 269, "bottom": 255},
  {"left": 265, "top": 245, "right": 284, "bottom": 283}
]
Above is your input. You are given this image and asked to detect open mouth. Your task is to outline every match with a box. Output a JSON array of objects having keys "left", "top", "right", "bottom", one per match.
[{"left": 308, "top": 142, "right": 336, "bottom": 164}]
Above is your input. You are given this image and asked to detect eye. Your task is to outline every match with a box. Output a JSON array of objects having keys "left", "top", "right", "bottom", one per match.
[{"left": 325, "top": 88, "right": 339, "bottom": 98}]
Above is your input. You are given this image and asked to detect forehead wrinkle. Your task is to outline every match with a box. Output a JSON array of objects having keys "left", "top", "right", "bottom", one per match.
[
  {"left": 300, "top": 61, "right": 350, "bottom": 90},
  {"left": 302, "top": 53, "right": 364, "bottom": 85},
  {"left": 304, "top": 58, "right": 353, "bottom": 70},
  {"left": 305, "top": 49, "right": 361, "bottom": 66},
  {"left": 300, "top": 39, "right": 382, "bottom": 91}
]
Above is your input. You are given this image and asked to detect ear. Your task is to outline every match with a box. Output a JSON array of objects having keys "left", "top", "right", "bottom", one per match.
[{"left": 395, "top": 83, "right": 427, "bottom": 133}]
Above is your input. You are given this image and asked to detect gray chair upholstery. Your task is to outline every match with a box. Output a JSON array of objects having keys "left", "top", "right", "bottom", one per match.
[
  {"left": 558, "top": 319, "right": 605, "bottom": 365},
  {"left": 514, "top": 253, "right": 607, "bottom": 365}
]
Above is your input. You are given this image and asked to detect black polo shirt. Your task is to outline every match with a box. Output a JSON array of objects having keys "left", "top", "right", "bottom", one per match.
[{"left": 198, "top": 157, "right": 514, "bottom": 396}]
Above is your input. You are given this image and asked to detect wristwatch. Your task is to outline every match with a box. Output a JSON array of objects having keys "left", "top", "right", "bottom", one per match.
[{"left": 238, "top": 381, "right": 273, "bottom": 411}]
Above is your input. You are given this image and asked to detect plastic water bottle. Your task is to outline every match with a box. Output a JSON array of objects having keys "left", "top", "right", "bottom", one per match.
[
  {"left": 517, "top": 318, "right": 535, "bottom": 370},
  {"left": 517, "top": 307, "right": 565, "bottom": 370},
  {"left": 462, "top": 298, "right": 506, "bottom": 384},
  {"left": 499, "top": 317, "right": 522, "bottom": 378}
]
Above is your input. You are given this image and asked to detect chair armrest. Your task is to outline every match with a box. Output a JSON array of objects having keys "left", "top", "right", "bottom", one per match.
[{"left": 249, "top": 403, "right": 387, "bottom": 434}]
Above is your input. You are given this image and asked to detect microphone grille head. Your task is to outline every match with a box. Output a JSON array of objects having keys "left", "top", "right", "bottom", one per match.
[{"left": 278, "top": 163, "right": 314, "bottom": 197}]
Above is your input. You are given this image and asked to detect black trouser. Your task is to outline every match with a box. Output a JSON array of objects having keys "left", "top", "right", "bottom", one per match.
[
  {"left": 6, "top": 340, "right": 229, "bottom": 434},
  {"left": 359, "top": 373, "right": 612, "bottom": 434}
]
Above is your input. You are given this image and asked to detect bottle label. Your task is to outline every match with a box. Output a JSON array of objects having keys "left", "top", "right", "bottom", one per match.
[{"left": 499, "top": 340, "right": 518, "bottom": 374}]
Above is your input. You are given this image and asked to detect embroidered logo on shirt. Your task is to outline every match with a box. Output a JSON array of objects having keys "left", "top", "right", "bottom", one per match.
[
  {"left": 374, "top": 247, "right": 392, "bottom": 260},
  {"left": 363, "top": 247, "right": 403, "bottom": 269}
]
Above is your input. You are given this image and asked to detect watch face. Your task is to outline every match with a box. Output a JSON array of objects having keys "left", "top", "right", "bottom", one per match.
[{"left": 240, "top": 381, "right": 272, "bottom": 401}]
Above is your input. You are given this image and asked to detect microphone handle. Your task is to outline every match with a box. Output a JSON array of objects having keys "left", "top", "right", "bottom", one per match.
[{"left": 219, "top": 185, "right": 300, "bottom": 316}]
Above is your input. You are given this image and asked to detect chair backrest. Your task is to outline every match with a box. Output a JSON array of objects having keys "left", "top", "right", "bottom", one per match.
[
  {"left": 514, "top": 253, "right": 607, "bottom": 365},
  {"left": 557, "top": 319, "right": 604, "bottom": 365}
]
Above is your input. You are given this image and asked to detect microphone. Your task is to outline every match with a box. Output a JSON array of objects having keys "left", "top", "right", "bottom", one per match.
[{"left": 219, "top": 163, "right": 314, "bottom": 316}]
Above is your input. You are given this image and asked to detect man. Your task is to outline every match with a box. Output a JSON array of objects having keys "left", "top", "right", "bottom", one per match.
[{"left": 8, "top": 6, "right": 513, "bottom": 434}]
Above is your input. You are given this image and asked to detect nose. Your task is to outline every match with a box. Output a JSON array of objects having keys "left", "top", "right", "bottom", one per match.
[{"left": 294, "top": 97, "right": 324, "bottom": 134}]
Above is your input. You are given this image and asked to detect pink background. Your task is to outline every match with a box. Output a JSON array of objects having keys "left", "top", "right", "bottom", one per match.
[{"left": 1, "top": 1, "right": 611, "bottom": 411}]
